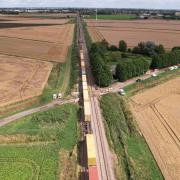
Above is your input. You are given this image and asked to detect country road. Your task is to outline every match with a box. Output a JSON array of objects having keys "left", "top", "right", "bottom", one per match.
[{"left": 0, "top": 98, "right": 77, "bottom": 127}]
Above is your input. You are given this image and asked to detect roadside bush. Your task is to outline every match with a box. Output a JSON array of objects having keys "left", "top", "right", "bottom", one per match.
[
  {"left": 151, "top": 50, "right": 180, "bottom": 69},
  {"left": 116, "top": 57, "right": 150, "bottom": 82}
]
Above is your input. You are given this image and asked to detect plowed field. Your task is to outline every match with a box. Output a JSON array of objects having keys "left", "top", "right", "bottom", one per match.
[
  {"left": 86, "top": 19, "right": 180, "bottom": 50},
  {"left": 0, "top": 55, "right": 52, "bottom": 107},
  {"left": 130, "top": 78, "right": 180, "bottom": 180}
]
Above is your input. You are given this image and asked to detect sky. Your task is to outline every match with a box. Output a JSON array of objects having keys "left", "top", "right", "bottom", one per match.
[{"left": 0, "top": 0, "right": 180, "bottom": 10}]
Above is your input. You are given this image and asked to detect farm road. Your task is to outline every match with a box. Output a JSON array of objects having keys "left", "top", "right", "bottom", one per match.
[{"left": 0, "top": 98, "right": 77, "bottom": 127}]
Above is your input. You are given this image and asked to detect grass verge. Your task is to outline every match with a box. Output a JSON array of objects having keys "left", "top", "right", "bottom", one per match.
[
  {"left": 100, "top": 93, "right": 163, "bottom": 180},
  {"left": 124, "top": 68, "right": 180, "bottom": 97},
  {"left": 0, "top": 104, "right": 79, "bottom": 180},
  {"left": 82, "top": 21, "right": 93, "bottom": 51}
]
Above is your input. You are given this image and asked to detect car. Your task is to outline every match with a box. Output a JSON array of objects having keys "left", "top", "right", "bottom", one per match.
[
  {"left": 119, "top": 92, "right": 126, "bottom": 96},
  {"left": 151, "top": 73, "right": 157, "bottom": 77},
  {"left": 169, "top": 66, "right": 174, "bottom": 71},
  {"left": 136, "top": 79, "right": 142, "bottom": 82},
  {"left": 53, "top": 94, "right": 57, "bottom": 100},
  {"left": 119, "top": 88, "right": 124, "bottom": 93},
  {"left": 58, "top": 93, "right": 62, "bottom": 99}
]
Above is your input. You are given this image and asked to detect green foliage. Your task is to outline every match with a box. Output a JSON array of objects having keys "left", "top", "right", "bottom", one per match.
[
  {"left": 172, "top": 46, "right": 180, "bottom": 51},
  {"left": 83, "top": 22, "right": 92, "bottom": 51},
  {"left": 119, "top": 40, "right": 127, "bottom": 52},
  {"left": 100, "top": 94, "right": 163, "bottom": 180},
  {"left": 109, "top": 45, "right": 119, "bottom": 51},
  {"left": 116, "top": 57, "right": 150, "bottom": 82},
  {"left": 155, "top": 44, "right": 165, "bottom": 54},
  {"left": 151, "top": 50, "right": 180, "bottom": 69},
  {"left": 69, "top": 24, "right": 79, "bottom": 93},
  {"left": 0, "top": 104, "right": 79, "bottom": 180},
  {"left": 90, "top": 42, "right": 112, "bottom": 87},
  {"left": 132, "top": 41, "right": 165, "bottom": 56}
]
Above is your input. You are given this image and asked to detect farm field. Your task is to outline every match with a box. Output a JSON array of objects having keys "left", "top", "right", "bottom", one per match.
[
  {"left": 130, "top": 77, "right": 180, "bottom": 180},
  {"left": 0, "top": 16, "right": 74, "bottom": 62},
  {"left": 0, "top": 55, "right": 52, "bottom": 108},
  {"left": 86, "top": 19, "right": 180, "bottom": 49},
  {"left": 0, "top": 104, "right": 79, "bottom": 180}
]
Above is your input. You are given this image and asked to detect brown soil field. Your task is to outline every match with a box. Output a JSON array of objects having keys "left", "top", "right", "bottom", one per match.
[
  {"left": 0, "top": 17, "right": 74, "bottom": 63},
  {"left": 86, "top": 19, "right": 180, "bottom": 49},
  {"left": 130, "top": 78, "right": 180, "bottom": 180},
  {"left": 0, "top": 54, "right": 53, "bottom": 108},
  {"left": 0, "top": 15, "right": 70, "bottom": 24}
]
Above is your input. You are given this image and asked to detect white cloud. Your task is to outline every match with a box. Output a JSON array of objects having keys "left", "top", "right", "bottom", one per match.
[{"left": 0, "top": 0, "right": 179, "bottom": 9}]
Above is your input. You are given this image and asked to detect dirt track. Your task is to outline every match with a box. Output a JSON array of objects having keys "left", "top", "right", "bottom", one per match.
[
  {"left": 0, "top": 55, "right": 52, "bottom": 108},
  {"left": 130, "top": 78, "right": 180, "bottom": 180},
  {"left": 86, "top": 19, "right": 180, "bottom": 49}
]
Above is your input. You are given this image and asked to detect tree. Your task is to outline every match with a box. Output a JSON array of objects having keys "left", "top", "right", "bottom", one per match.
[
  {"left": 119, "top": 40, "right": 127, "bottom": 52},
  {"left": 151, "top": 50, "right": 180, "bottom": 69},
  {"left": 172, "top": 46, "right": 180, "bottom": 51},
  {"left": 109, "top": 45, "right": 118, "bottom": 51},
  {"left": 116, "top": 57, "right": 150, "bottom": 82},
  {"left": 155, "top": 44, "right": 165, "bottom": 54},
  {"left": 101, "top": 39, "right": 109, "bottom": 49},
  {"left": 132, "top": 41, "right": 165, "bottom": 56},
  {"left": 90, "top": 42, "right": 112, "bottom": 87}
]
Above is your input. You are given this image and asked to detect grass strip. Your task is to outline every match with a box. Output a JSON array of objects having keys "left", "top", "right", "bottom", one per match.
[{"left": 100, "top": 93, "right": 163, "bottom": 180}]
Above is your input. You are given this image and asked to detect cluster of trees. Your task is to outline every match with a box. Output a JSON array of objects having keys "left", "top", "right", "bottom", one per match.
[
  {"left": 116, "top": 58, "right": 150, "bottom": 82},
  {"left": 90, "top": 42, "right": 112, "bottom": 87},
  {"left": 132, "top": 41, "right": 165, "bottom": 56},
  {"left": 109, "top": 40, "right": 165, "bottom": 57},
  {"left": 151, "top": 50, "right": 180, "bottom": 69},
  {"left": 109, "top": 40, "right": 127, "bottom": 52}
]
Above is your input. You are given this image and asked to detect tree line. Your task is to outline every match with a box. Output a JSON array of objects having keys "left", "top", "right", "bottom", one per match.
[
  {"left": 151, "top": 50, "right": 180, "bottom": 69},
  {"left": 116, "top": 57, "right": 150, "bottom": 82},
  {"left": 89, "top": 42, "right": 112, "bottom": 87}
]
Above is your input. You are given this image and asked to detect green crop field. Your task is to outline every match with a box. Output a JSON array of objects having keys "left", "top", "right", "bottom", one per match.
[
  {"left": 100, "top": 94, "right": 163, "bottom": 180},
  {"left": 0, "top": 104, "right": 79, "bottom": 180},
  {"left": 87, "top": 14, "right": 138, "bottom": 20}
]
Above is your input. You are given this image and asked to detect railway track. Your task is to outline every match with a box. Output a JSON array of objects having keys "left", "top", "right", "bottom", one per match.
[{"left": 77, "top": 16, "right": 115, "bottom": 180}]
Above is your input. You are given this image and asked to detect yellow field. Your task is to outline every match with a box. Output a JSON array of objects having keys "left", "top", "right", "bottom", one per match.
[
  {"left": 131, "top": 78, "right": 180, "bottom": 180},
  {"left": 0, "top": 55, "right": 52, "bottom": 107}
]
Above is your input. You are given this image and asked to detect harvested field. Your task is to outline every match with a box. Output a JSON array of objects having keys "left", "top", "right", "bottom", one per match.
[
  {"left": 0, "top": 16, "right": 74, "bottom": 62},
  {"left": 86, "top": 19, "right": 180, "bottom": 49},
  {"left": 130, "top": 78, "right": 180, "bottom": 180},
  {"left": 0, "top": 55, "right": 52, "bottom": 108}
]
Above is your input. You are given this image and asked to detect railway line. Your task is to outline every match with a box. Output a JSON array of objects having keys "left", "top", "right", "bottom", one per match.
[{"left": 77, "top": 15, "right": 115, "bottom": 180}]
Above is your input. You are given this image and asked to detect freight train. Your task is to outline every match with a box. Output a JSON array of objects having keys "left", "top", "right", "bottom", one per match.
[{"left": 80, "top": 49, "right": 99, "bottom": 180}]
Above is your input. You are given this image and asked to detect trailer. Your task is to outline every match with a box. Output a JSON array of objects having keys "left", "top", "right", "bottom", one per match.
[{"left": 86, "top": 134, "right": 96, "bottom": 166}]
